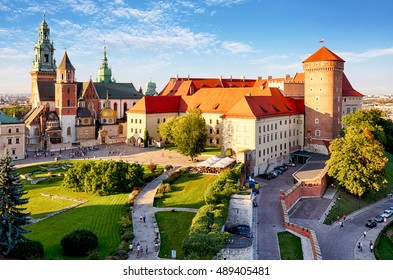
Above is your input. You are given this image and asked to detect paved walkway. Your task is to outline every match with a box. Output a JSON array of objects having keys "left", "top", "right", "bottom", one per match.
[{"left": 127, "top": 169, "right": 199, "bottom": 260}]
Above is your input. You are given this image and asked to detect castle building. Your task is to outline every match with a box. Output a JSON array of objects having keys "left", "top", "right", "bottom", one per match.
[
  {"left": 23, "top": 16, "right": 144, "bottom": 150},
  {"left": 126, "top": 46, "right": 363, "bottom": 176}
]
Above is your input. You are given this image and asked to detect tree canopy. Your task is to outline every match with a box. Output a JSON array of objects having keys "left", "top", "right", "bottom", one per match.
[
  {"left": 63, "top": 161, "right": 144, "bottom": 195},
  {"left": 0, "top": 151, "right": 31, "bottom": 258},
  {"left": 159, "top": 110, "right": 208, "bottom": 160},
  {"left": 327, "top": 109, "right": 388, "bottom": 197}
]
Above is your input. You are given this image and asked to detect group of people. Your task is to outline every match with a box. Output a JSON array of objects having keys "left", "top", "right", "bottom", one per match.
[
  {"left": 357, "top": 240, "right": 373, "bottom": 252},
  {"left": 129, "top": 242, "right": 148, "bottom": 258}
]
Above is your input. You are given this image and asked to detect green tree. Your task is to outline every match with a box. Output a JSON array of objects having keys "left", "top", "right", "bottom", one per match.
[
  {"left": 159, "top": 110, "right": 208, "bottom": 161},
  {"left": 144, "top": 129, "right": 150, "bottom": 148},
  {"left": 0, "top": 151, "right": 31, "bottom": 258},
  {"left": 158, "top": 116, "right": 178, "bottom": 142},
  {"left": 327, "top": 127, "right": 387, "bottom": 197}
]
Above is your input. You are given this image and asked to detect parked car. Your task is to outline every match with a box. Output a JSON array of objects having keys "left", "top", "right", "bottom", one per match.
[
  {"left": 287, "top": 162, "right": 296, "bottom": 167},
  {"left": 268, "top": 171, "right": 278, "bottom": 178},
  {"left": 366, "top": 219, "right": 377, "bottom": 228},
  {"left": 272, "top": 169, "right": 282, "bottom": 175},
  {"left": 389, "top": 206, "right": 393, "bottom": 211},
  {"left": 381, "top": 209, "right": 393, "bottom": 218},
  {"left": 259, "top": 173, "right": 274, "bottom": 180},
  {"left": 374, "top": 215, "right": 384, "bottom": 223},
  {"left": 226, "top": 225, "right": 252, "bottom": 238},
  {"left": 279, "top": 164, "right": 288, "bottom": 171}
]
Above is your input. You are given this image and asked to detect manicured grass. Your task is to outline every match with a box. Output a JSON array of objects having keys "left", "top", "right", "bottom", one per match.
[
  {"left": 154, "top": 173, "right": 217, "bottom": 208},
  {"left": 26, "top": 193, "right": 128, "bottom": 259},
  {"left": 201, "top": 147, "right": 222, "bottom": 156},
  {"left": 325, "top": 152, "right": 393, "bottom": 225},
  {"left": 16, "top": 160, "right": 158, "bottom": 259},
  {"left": 155, "top": 211, "right": 196, "bottom": 260},
  {"left": 277, "top": 231, "right": 303, "bottom": 260},
  {"left": 375, "top": 221, "right": 393, "bottom": 260}
]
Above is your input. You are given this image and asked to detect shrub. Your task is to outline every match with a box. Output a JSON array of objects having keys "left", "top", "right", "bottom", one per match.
[
  {"left": 182, "top": 232, "right": 228, "bottom": 260},
  {"left": 164, "top": 164, "right": 173, "bottom": 171},
  {"left": 157, "top": 183, "right": 171, "bottom": 194},
  {"left": 118, "top": 215, "right": 132, "bottom": 228},
  {"left": 147, "top": 162, "right": 157, "bottom": 173},
  {"left": 8, "top": 240, "right": 44, "bottom": 260},
  {"left": 61, "top": 229, "right": 99, "bottom": 257}
]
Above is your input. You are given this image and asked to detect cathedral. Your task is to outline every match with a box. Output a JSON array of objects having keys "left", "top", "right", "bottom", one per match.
[{"left": 23, "top": 16, "right": 143, "bottom": 151}]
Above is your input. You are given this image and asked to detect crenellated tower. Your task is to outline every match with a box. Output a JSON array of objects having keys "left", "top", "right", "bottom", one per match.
[{"left": 303, "top": 46, "right": 345, "bottom": 154}]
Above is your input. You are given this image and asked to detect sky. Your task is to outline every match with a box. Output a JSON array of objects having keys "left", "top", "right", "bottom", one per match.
[{"left": 1, "top": 0, "right": 393, "bottom": 95}]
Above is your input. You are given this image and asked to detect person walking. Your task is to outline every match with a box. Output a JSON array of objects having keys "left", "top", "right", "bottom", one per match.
[
  {"left": 129, "top": 243, "right": 133, "bottom": 254},
  {"left": 145, "top": 245, "right": 148, "bottom": 255},
  {"left": 363, "top": 231, "right": 367, "bottom": 238},
  {"left": 143, "top": 213, "right": 146, "bottom": 223},
  {"left": 140, "top": 214, "right": 143, "bottom": 223},
  {"left": 369, "top": 241, "right": 374, "bottom": 252}
]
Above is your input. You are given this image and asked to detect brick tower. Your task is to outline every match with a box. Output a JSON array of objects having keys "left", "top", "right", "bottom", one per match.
[
  {"left": 30, "top": 14, "right": 56, "bottom": 108},
  {"left": 55, "top": 51, "right": 77, "bottom": 143},
  {"left": 303, "top": 46, "right": 345, "bottom": 154}
]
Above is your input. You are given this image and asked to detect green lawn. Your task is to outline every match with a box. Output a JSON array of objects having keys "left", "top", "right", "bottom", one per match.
[
  {"left": 16, "top": 161, "right": 155, "bottom": 259},
  {"left": 155, "top": 211, "right": 196, "bottom": 259},
  {"left": 375, "top": 221, "right": 393, "bottom": 260},
  {"left": 26, "top": 193, "right": 128, "bottom": 259},
  {"left": 277, "top": 231, "right": 303, "bottom": 260},
  {"left": 325, "top": 152, "right": 393, "bottom": 224},
  {"left": 154, "top": 173, "right": 217, "bottom": 208}
]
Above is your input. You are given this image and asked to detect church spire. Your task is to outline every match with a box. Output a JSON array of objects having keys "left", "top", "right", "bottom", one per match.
[
  {"left": 96, "top": 46, "right": 114, "bottom": 83},
  {"left": 31, "top": 14, "right": 56, "bottom": 72}
]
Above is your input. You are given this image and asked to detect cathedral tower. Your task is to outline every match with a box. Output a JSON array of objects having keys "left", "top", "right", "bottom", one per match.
[
  {"left": 303, "top": 46, "right": 345, "bottom": 154},
  {"left": 30, "top": 14, "right": 57, "bottom": 107},
  {"left": 55, "top": 51, "right": 77, "bottom": 143},
  {"left": 96, "top": 46, "right": 115, "bottom": 83}
]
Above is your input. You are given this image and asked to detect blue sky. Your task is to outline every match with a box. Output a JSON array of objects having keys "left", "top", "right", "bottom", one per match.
[{"left": 1, "top": 0, "right": 393, "bottom": 95}]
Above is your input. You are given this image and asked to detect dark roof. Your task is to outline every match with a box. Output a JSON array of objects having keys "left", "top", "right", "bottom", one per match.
[
  {"left": 37, "top": 81, "right": 55, "bottom": 101},
  {"left": 58, "top": 51, "right": 75, "bottom": 70},
  {"left": 77, "top": 107, "right": 92, "bottom": 118},
  {"left": 292, "top": 151, "right": 329, "bottom": 182},
  {"left": 0, "top": 111, "right": 23, "bottom": 124},
  {"left": 93, "top": 83, "right": 143, "bottom": 99}
]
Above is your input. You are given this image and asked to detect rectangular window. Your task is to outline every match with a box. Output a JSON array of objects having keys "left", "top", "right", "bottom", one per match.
[
  {"left": 315, "top": 130, "right": 321, "bottom": 137},
  {"left": 157, "top": 119, "right": 160, "bottom": 124},
  {"left": 210, "top": 129, "right": 213, "bottom": 134},
  {"left": 16, "top": 138, "right": 20, "bottom": 144},
  {"left": 216, "top": 129, "right": 219, "bottom": 134},
  {"left": 216, "top": 139, "right": 219, "bottom": 144},
  {"left": 8, "top": 139, "right": 12, "bottom": 145}
]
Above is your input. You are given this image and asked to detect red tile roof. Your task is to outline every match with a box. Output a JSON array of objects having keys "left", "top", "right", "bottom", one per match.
[
  {"left": 223, "top": 87, "right": 304, "bottom": 119},
  {"left": 126, "top": 96, "right": 186, "bottom": 114},
  {"left": 303, "top": 46, "right": 345, "bottom": 63},
  {"left": 159, "top": 77, "right": 258, "bottom": 96},
  {"left": 342, "top": 73, "right": 364, "bottom": 97}
]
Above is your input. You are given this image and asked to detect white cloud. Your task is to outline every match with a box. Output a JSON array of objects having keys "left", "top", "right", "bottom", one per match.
[
  {"left": 64, "top": 0, "right": 99, "bottom": 15},
  {"left": 221, "top": 41, "right": 254, "bottom": 54},
  {"left": 204, "top": 0, "right": 248, "bottom": 7},
  {"left": 339, "top": 47, "right": 393, "bottom": 62}
]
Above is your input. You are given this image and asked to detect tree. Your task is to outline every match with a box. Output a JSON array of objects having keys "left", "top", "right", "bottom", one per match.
[
  {"left": 159, "top": 110, "right": 208, "bottom": 161},
  {"left": 158, "top": 116, "right": 178, "bottom": 142},
  {"left": 143, "top": 129, "right": 150, "bottom": 148},
  {"left": 0, "top": 151, "right": 31, "bottom": 258},
  {"left": 343, "top": 108, "right": 393, "bottom": 152},
  {"left": 327, "top": 126, "right": 387, "bottom": 197}
]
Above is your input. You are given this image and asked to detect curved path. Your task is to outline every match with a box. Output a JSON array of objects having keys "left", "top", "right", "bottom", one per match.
[{"left": 127, "top": 168, "right": 199, "bottom": 260}]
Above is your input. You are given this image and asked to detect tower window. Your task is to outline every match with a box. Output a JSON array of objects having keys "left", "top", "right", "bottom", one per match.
[
  {"left": 315, "top": 130, "right": 321, "bottom": 137},
  {"left": 315, "top": 118, "right": 319, "bottom": 124},
  {"left": 44, "top": 54, "right": 49, "bottom": 63}
]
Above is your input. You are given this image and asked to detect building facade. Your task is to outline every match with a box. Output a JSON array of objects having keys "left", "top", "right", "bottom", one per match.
[
  {"left": 0, "top": 111, "right": 25, "bottom": 160},
  {"left": 126, "top": 46, "right": 364, "bottom": 176},
  {"left": 23, "top": 16, "right": 143, "bottom": 150}
]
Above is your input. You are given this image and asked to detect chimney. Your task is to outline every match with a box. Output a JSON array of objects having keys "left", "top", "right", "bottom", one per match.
[
  {"left": 241, "top": 75, "right": 245, "bottom": 82},
  {"left": 285, "top": 74, "right": 290, "bottom": 79},
  {"left": 268, "top": 75, "right": 272, "bottom": 80},
  {"left": 257, "top": 76, "right": 262, "bottom": 81},
  {"left": 187, "top": 74, "right": 190, "bottom": 80},
  {"left": 229, "top": 75, "right": 232, "bottom": 81}
]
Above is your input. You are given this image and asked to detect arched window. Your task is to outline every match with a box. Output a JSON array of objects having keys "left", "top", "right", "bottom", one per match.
[
  {"left": 113, "top": 102, "right": 117, "bottom": 112},
  {"left": 67, "top": 127, "right": 71, "bottom": 136},
  {"left": 123, "top": 103, "right": 128, "bottom": 117},
  {"left": 88, "top": 103, "right": 94, "bottom": 116},
  {"left": 67, "top": 99, "right": 70, "bottom": 106},
  {"left": 119, "top": 125, "right": 123, "bottom": 134}
]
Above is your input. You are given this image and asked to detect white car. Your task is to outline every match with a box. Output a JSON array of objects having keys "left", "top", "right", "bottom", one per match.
[{"left": 381, "top": 209, "right": 393, "bottom": 218}]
